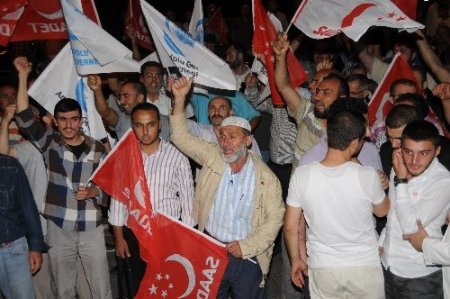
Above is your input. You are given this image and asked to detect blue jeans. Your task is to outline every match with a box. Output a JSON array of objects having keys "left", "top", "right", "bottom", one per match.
[
  {"left": 0, "top": 237, "right": 36, "bottom": 299},
  {"left": 217, "top": 254, "right": 266, "bottom": 299}
]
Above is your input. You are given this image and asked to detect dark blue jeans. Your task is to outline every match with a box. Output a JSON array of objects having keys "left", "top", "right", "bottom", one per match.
[{"left": 216, "top": 254, "right": 266, "bottom": 299}]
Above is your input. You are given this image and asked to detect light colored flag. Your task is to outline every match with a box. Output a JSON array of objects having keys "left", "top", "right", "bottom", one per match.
[
  {"left": 60, "top": 0, "right": 139, "bottom": 75},
  {"left": 140, "top": 0, "right": 236, "bottom": 91},
  {"left": 28, "top": 44, "right": 108, "bottom": 141},
  {"left": 291, "top": 0, "right": 424, "bottom": 41},
  {"left": 188, "top": 0, "right": 204, "bottom": 43}
]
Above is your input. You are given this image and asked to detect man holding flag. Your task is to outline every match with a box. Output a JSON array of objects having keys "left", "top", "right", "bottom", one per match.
[{"left": 169, "top": 76, "right": 284, "bottom": 298}]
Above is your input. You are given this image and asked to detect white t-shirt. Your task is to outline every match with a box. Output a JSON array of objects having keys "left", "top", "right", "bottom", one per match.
[{"left": 287, "top": 161, "right": 385, "bottom": 268}]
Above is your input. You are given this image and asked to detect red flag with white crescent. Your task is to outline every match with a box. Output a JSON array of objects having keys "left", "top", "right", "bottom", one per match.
[{"left": 125, "top": 0, "right": 154, "bottom": 50}]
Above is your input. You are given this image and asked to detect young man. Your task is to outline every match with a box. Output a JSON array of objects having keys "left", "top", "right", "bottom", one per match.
[
  {"left": 109, "top": 102, "right": 195, "bottom": 296},
  {"left": 170, "top": 77, "right": 284, "bottom": 298},
  {"left": 284, "top": 109, "right": 389, "bottom": 298},
  {"left": 382, "top": 120, "right": 450, "bottom": 298},
  {"left": 14, "top": 57, "right": 112, "bottom": 299}
]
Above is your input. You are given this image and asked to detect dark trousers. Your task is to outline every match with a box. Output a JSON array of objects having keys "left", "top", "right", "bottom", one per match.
[
  {"left": 384, "top": 267, "right": 444, "bottom": 299},
  {"left": 267, "top": 160, "right": 292, "bottom": 201},
  {"left": 117, "top": 227, "right": 147, "bottom": 298},
  {"left": 216, "top": 255, "right": 266, "bottom": 299}
]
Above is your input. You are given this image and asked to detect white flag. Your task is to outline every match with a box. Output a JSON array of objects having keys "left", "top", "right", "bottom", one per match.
[
  {"left": 189, "top": 0, "right": 204, "bottom": 43},
  {"left": 28, "top": 44, "right": 108, "bottom": 141},
  {"left": 140, "top": 0, "right": 236, "bottom": 91},
  {"left": 60, "top": 0, "right": 139, "bottom": 75},
  {"left": 292, "top": 0, "right": 424, "bottom": 41}
]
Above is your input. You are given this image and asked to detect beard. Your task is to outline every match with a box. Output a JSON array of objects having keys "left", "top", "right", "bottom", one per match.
[
  {"left": 313, "top": 107, "right": 329, "bottom": 119},
  {"left": 221, "top": 143, "right": 248, "bottom": 164}
]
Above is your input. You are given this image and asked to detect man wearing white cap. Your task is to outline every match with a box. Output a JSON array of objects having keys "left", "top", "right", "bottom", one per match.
[{"left": 169, "top": 77, "right": 284, "bottom": 299}]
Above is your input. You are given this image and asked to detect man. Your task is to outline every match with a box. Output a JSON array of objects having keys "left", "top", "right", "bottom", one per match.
[
  {"left": 14, "top": 57, "right": 112, "bottom": 299},
  {"left": 188, "top": 95, "right": 261, "bottom": 156},
  {"left": 284, "top": 109, "right": 389, "bottom": 298},
  {"left": 347, "top": 73, "right": 376, "bottom": 101},
  {"left": 140, "top": 61, "right": 195, "bottom": 117},
  {"left": 109, "top": 102, "right": 195, "bottom": 296},
  {"left": 225, "top": 42, "right": 251, "bottom": 90},
  {"left": 274, "top": 34, "right": 349, "bottom": 165},
  {"left": 170, "top": 77, "right": 284, "bottom": 298},
  {"left": 382, "top": 120, "right": 450, "bottom": 298},
  {"left": 0, "top": 83, "right": 24, "bottom": 145}
]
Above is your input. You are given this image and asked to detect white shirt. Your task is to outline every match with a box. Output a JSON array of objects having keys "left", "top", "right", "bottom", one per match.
[
  {"left": 109, "top": 139, "right": 196, "bottom": 227},
  {"left": 149, "top": 92, "right": 195, "bottom": 118},
  {"left": 383, "top": 158, "right": 450, "bottom": 278},
  {"left": 287, "top": 161, "right": 385, "bottom": 268}
]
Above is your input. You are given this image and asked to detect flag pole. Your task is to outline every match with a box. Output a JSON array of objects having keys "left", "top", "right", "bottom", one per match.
[{"left": 284, "top": 0, "right": 308, "bottom": 36}]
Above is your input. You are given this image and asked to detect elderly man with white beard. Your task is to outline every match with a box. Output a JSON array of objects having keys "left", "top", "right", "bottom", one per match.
[{"left": 169, "top": 76, "right": 284, "bottom": 299}]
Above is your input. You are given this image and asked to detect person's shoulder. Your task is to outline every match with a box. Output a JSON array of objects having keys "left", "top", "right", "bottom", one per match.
[{"left": 0, "top": 153, "right": 21, "bottom": 168}]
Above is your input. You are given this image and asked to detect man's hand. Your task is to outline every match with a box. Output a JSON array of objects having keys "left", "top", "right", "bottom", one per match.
[
  {"left": 378, "top": 170, "right": 389, "bottom": 191},
  {"left": 75, "top": 185, "right": 99, "bottom": 200},
  {"left": 29, "top": 251, "right": 42, "bottom": 274},
  {"left": 1, "top": 103, "right": 16, "bottom": 125},
  {"left": 291, "top": 258, "right": 308, "bottom": 288},
  {"left": 13, "top": 56, "right": 32, "bottom": 77},
  {"left": 226, "top": 241, "right": 243, "bottom": 258},
  {"left": 403, "top": 221, "right": 428, "bottom": 252},
  {"left": 273, "top": 34, "right": 289, "bottom": 58},
  {"left": 392, "top": 148, "right": 408, "bottom": 179},
  {"left": 115, "top": 237, "right": 131, "bottom": 259},
  {"left": 87, "top": 75, "right": 102, "bottom": 92},
  {"left": 171, "top": 76, "right": 193, "bottom": 99},
  {"left": 433, "top": 83, "right": 450, "bottom": 102}
]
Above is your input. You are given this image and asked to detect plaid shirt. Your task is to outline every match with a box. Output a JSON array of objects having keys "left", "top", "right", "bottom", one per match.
[{"left": 15, "top": 108, "right": 107, "bottom": 231}]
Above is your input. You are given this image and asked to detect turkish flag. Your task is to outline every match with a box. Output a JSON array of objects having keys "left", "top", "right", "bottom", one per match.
[
  {"left": 0, "top": 0, "right": 100, "bottom": 46},
  {"left": 137, "top": 213, "right": 228, "bottom": 299},
  {"left": 91, "top": 129, "right": 229, "bottom": 298},
  {"left": 252, "top": 0, "right": 307, "bottom": 105},
  {"left": 125, "top": 0, "right": 154, "bottom": 50},
  {"left": 205, "top": 7, "right": 229, "bottom": 45},
  {"left": 392, "top": 0, "right": 417, "bottom": 20},
  {"left": 368, "top": 53, "right": 420, "bottom": 126}
]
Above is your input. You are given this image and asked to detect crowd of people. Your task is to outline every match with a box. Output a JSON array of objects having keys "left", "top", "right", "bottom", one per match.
[{"left": 1, "top": 0, "right": 450, "bottom": 298}]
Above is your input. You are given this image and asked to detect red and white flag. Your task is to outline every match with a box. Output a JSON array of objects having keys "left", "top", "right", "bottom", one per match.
[
  {"left": 291, "top": 0, "right": 423, "bottom": 41},
  {"left": 125, "top": 0, "right": 153, "bottom": 50},
  {"left": 253, "top": 0, "right": 308, "bottom": 105},
  {"left": 91, "top": 129, "right": 229, "bottom": 298},
  {"left": 368, "top": 53, "right": 419, "bottom": 126},
  {"left": 392, "top": 0, "right": 417, "bottom": 20}
]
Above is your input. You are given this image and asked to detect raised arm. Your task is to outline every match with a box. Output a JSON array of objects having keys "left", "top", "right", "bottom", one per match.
[
  {"left": 13, "top": 57, "right": 32, "bottom": 113},
  {"left": 433, "top": 83, "right": 450, "bottom": 126},
  {"left": 87, "top": 75, "right": 119, "bottom": 127},
  {"left": 273, "top": 34, "right": 301, "bottom": 113}
]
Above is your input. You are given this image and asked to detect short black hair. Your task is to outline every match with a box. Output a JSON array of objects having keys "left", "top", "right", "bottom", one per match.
[
  {"left": 131, "top": 102, "right": 160, "bottom": 122},
  {"left": 140, "top": 61, "right": 164, "bottom": 76},
  {"left": 395, "top": 93, "right": 428, "bottom": 119},
  {"left": 327, "top": 110, "right": 366, "bottom": 151},
  {"left": 389, "top": 78, "right": 417, "bottom": 96},
  {"left": 322, "top": 73, "right": 350, "bottom": 98},
  {"left": 121, "top": 80, "right": 147, "bottom": 100},
  {"left": 54, "top": 98, "right": 81, "bottom": 116},
  {"left": 386, "top": 104, "right": 422, "bottom": 129},
  {"left": 347, "top": 74, "right": 376, "bottom": 93},
  {"left": 328, "top": 97, "right": 368, "bottom": 117},
  {"left": 402, "top": 120, "right": 440, "bottom": 148},
  {"left": 393, "top": 31, "right": 417, "bottom": 50}
]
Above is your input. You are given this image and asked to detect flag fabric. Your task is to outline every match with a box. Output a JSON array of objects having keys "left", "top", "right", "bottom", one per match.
[
  {"left": 0, "top": 0, "right": 100, "bottom": 46},
  {"left": 28, "top": 44, "right": 108, "bottom": 141},
  {"left": 125, "top": 0, "right": 153, "bottom": 50},
  {"left": 368, "top": 53, "right": 419, "bottom": 126},
  {"left": 205, "top": 7, "right": 228, "bottom": 45},
  {"left": 140, "top": 0, "right": 236, "bottom": 91},
  {"left": 90, "top": 129, "right": 229, "bottom": 299},
  {"left": 61, "top": 0, "right": 139, "bottom": 75},
  {"left": 189, "top": 0, "right": 204, "bottom": 43},
  {"left": 291, "top": 0, "right": 424, "bottom": 41},
  {"left": 253, "top": 0, "right": 308, "bottom": 105},
  {"left": 392, "top": 0, "right": 417, "bottom": 20}
]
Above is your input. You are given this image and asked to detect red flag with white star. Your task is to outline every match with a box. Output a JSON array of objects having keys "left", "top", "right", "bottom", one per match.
[
  {"left": 136, "top": 213, "right": 229, "bottom": 299},
  {"left": 252, "top": 0, "right": 307, "bottom": 105}
]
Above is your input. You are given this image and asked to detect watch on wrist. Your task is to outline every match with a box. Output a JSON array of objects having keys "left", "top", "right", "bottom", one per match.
[{"left": 394, "top": 176, "right": 408, "bottom": 187}]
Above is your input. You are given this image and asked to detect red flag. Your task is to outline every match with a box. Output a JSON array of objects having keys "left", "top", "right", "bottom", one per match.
[
  {"left": 91, "top": 129, "right": 229, "bottom": 298},
  {"left": 0, "top": 2, "right": 25, "bottom": 46},
  {"left": 124, "top": 0, "right": 154, "bottom": 50},
  {"left": 137, "top": 213, "right": 228, "bottom": 299},
  {"left": 252, "top": 0, "right": 308, "bottom": 105},
  {"left": 392, "top": 0, "right": 417, "bottom": 20},
  {"left": 205, "top": 7, "right": 229, "bottom": 45},
  {"left": 368, "top": 53, "right": 420, "bottom": 126},
  {"left": 0, "top": 0, "right": 100, "bottom": 46}
]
